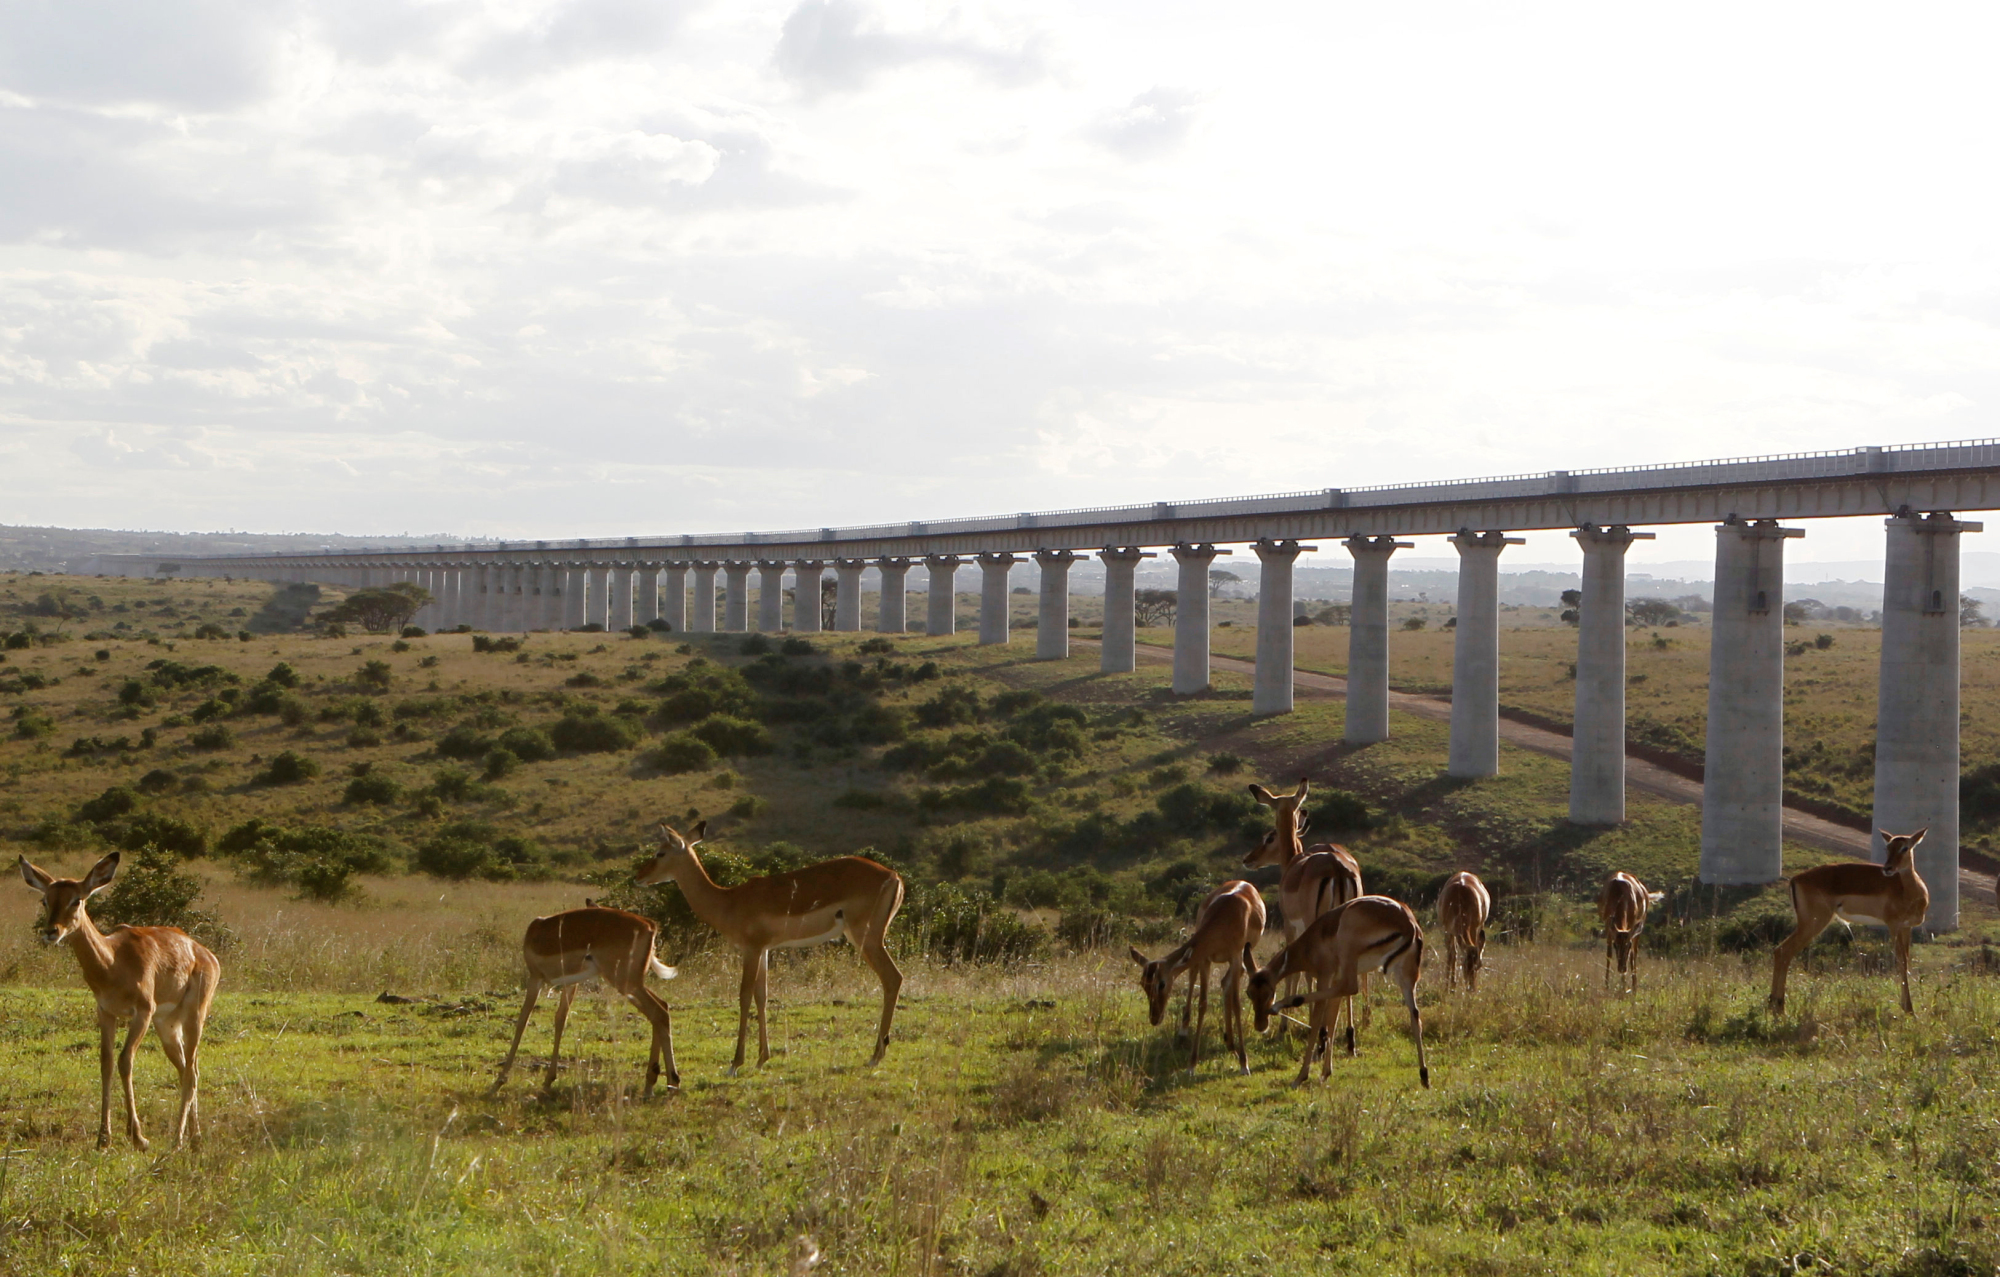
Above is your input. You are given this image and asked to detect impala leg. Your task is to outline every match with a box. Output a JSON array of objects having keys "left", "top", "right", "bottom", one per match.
[
  {"left": 178, "top": 1006, "right": 207, "bottom": 1147},
  {"left": 492, "top": 978, "right": 543, "bottom": 1095},
  {"left": 635, "top": 986, "right": 678, "bottom": 1095},
  {"left": 754, "top": 949, "right": 772, "bottom": 1067},
  {"left": 541, "top": 985, "right": 577, "bottom": 1094},
  {"left": 856, "top": 929, "right": 902, "bottom": 1067},
  {"left": 1188, "top": 963, "right": 1210, "bottom": 1074},
  {"left": 1604, "top": 933, "right": 1613, "bottom": 989},
  {"left": 1224, "top": 963, "right": 1248, "bottom": 1075},
  {"left": 1769, "top": 908, "right": 1831, "bottom": 1014},
  {"left": 1442, "top": 934, "right": 1456, "bottom": 992},
  {"left": 156, "top": 1018, "right": 195, "bottom": 1150},
  {"left": 730, "top": 949, "right": 761, "bottom": 1075},
  {"left": 1293, "top": 998, "right": 1321, "bottom": 1086},
  {"left": 95, "top": 1015, "right": 116, "bottom": 1150},
  {"left": 1893, "top": 925, "right": 1915, "bottom": 1015},
  {"left": 1179, "top": 965, "right": 1195, "bottom": 1039},
  {"left": 119, "top": 1006, "right": 152, "bottom": 1151},
  {"left": 1404, "top": 974, "right": 1430, "bottom": 1090},
  {"left": 1359, "top": 971, "right": 1372, "bottom": 1028}
]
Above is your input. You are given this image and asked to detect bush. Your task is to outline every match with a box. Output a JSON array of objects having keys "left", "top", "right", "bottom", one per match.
[
  {"left": 653, "top": 666, "right": 758, "bottom": 724},
  {"left": 135, "top": 768, "right": 179, "bottom": 795},
  {"left": 628, "top": 625, "right": 651, "bottom": 638},
  {"left": 415, "top": 822, "right": 558, "bottom": 882},
  {"left": 265, "top": 662, "right": 300, "bottom": 687},
  {"left": 550, "top": 710, "right": 644, "bottom": 754},
  {"left": 344, "top": 772, "right": 401, "bottom": 805},
  {"left": 77, "top": 785, "right": 141, "bottom": 824},
  {"left": 189, "top": 724, "right": 235, "bottom": 751},
  {"left": 739, "top": 634, "right": 772, "bottom": 656},
  {"left": 356, "top": 660, "right": 394, "bottom": 691},
  {"left": 91, "top": 847, "right": 231, "bottom": 950},
  {"left": 483, "top": 748, "right": 521, "bottom": 780},
  {"left": 256, "top": 751, "right": 321, "bottom": 786},
  {"left": 780, "top": 637, "right": 815, "bottom": 656},
  {"left": 218, "top": 820, "right": 398, "bottom": 900},
  {"left": 117, "top": 679, "right": 154, "bottom": 707},
  {"left": 905, "top": 884, "right": 1046, "bottom": 965},
  {"left": 690, "top": 714, "right": 772, "bottom": 757},
  {"left": 104, "top": 813, "right": 209, "bottom": 859},
  {"left": 401, "top": 626, "right": 427, "bottom": 638},
  {"left": 193, "top": 623, "right": 230, "bottom": 640},
  {"left": 496, "top": 726, "right": 557, "bottom": 762},
  {"left": 347, "top": 727, "right": 383, "bottom": 749},
  {"left": 12, "top": 710, "right": 56, "bottom": 740},
  {"left": 915, "top": 686, "right": 982, "bottom": 728},
  {"left": 652, "top": 732, "right": 720, "bottom": 774},
  {"left": 857, "top": 637, "right": 894, "bottom": 655},
  {"left": 1207, "top": 752, "right": 1245, "bottom": 775},
  {"left": 435, "top": 724, "right": 494, "bottom": 761},
  {"left": 471, "top": 635, "right": 524, "bottom": 653}
]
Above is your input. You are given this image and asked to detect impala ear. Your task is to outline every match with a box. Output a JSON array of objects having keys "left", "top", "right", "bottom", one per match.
[
  {"left": 82, "top": 851, "right": 119, "bottom": 896},
  {"left": 1910, "top": 827, "right": 1928, "bottom": 845},
  {"left": 18, "top": 856, "right": 52, "bottom": 893},
  {"left": 1248, "top": 784, "right": 1278, "bottom": 806},
  {"left": 1128, "top": 946, "right": 1148, "bottom": 967},
  {"left": 1295, "top": 777, "right": 1310, "bottom": 801},
  {"left": 1297, "top": 813, "right": 1311, "bottom": 838},
  {"left": 689, "top": 819, "right": 707, "bottom": 845}
]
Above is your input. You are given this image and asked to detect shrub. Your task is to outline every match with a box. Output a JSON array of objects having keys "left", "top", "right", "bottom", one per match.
[
  {"left": 653, "top": 666, "right": 758, "bottom": 724},
  {"left": 1005, "top": 703, "right": 1088, "bottom": 756},
  {"left": 351, "top": 700, "right": 387, "bottom": 728},
  {"left": 344, "top": 772, "right": 401, "bottom": 805},
  {"left": 415, "top": 822, "right": 556, "bottom": 882},
  {"left": 218, "top": 820, "right": 398, "bottom": 901},
  {"left": 471, "top": 635, "right": 524, "bottom": 653},
  {"left": 915, "top": 686, "right": 982, "bottom": 728},
  {"left": 628, "top": 625, "right": 651, "bottom": 638},
  {"left": 482, "top": 748, "right": 521, "bottom": 780},
  {"left": 429, "top": 768, "right": 477, "bottom": 802},
  {"left": 905, "top": 884, "right": 1046, "bottom": 965},
  {"left": 401, "top": 626, "right": 426, "bottom": 638},
  {"left": 91, "top": 847, "right": 231, "bottom": 950},
  {"left": 193, "top": 623, "right": 230, "bottom": 640},
  {"left": 652, "top": 732, "right": 720, "bottom": 774},
  {"left": 256, "top": 751, "right": 321, "bottom": 786},
  {"left": 550, "top": 710, "right": 644, "bottom": 754},
  {"left": 435, "top": 724, "right": 494, "bottom": 761},
  {"left": 189, "top": 724, "right": 235, "bottom": 751},
  {"left": 77, "top": 786, "right": 140, "bottom": 824},
  {"left": 564, "top": 671, "right": 605, "bottom": 688},
  {"left": 496, "top": 725, "right": 557, "bottom": 762},
  {"left": 780, "top": 637, "right": 815, "bottom": 656},
  {"left": 117, "top": 679, "right": 154, "bottom": 707},
  {"left": 690, "top": 714, "right": 772, "bottom": 757},
  {"left": 727, "top": 794, "right": 767, "bottom": 820},
  {"left": 347, "top": 728, "right": 383, "bottom": 749},
  {"left": 356, "top": 660, "right": 394, "bottom": 691},
  {"left": 135, "top": 768, "right": 179, "bottom": 795},
  {"left": 739, "top": 634, "right": 772, "bottom": 656},
  {"left": 104, "top": 813, "right": 208, "bottom": 858},
  {"left": 918, "top": 776, "right": 1034, "bottom": 816},
  {"left": 1207, "top": 752, "right": 1245, "bottom": 775},
  {"left": 832, "top": 789, "right": 890, "bottom": 810},
  {"left": 265, "top": 662, "right": 300, "bottom": 687},
  {"left": 857, "top": 637, "right": 894, "bottom": 655}
]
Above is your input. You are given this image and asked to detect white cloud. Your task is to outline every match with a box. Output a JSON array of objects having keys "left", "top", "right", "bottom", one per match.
[{"left": 1084, "top": 87, "right": 1204, "bottom": 160}]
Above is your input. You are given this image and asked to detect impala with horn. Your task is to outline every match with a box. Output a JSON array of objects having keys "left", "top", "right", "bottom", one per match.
[
  {"left": 1129, "top": 879, "right": 1266, "bottom": 1074},
  {"left": 1244, "top": 895, "right": 1430, "bottom": 1089},
  {"left": 639, "top": 820, "right": 906, "bottom": 1071},
  {"left": 19, "top": 852, "right": 221, "bottom": 1150},
  {"left": 1245, "top": 777, "right": 1364, "bottom": 1029},
  {"left": 1770, "top": 828, "right": 1929, "bottom": 1015}
]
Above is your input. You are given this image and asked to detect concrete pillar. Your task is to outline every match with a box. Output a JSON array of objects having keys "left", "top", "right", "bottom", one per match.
[
  {"left": 543, "top": 563, "right": 569, "bottom": 631},
  {"left": 1034, "top": 550, "right": 1083, "bottom": 659},
  {"left": 689, "top": 563, "right": 718, "bottom": 633},
  {"left": 1874, "top": 511, "right": 1980, "bottom": 930},
  {"left": 468, "top": 565, "right": 490, "bottom": 630},
  {"left": 634, "top": 565, "right": 660, "bottom": 627},
  {"left": 833, "top": 559, "right": 866, "bottom": 631},
  {"left": 924, "top": 556, "right": 961, "bottom": 635},
  {"left": 662, "top": 564, "right": 689, "bottom": 633},
  {"left": 1253, "top": 539, "right": 1313, "bottom": 714},
  {"left": 722, "top": 562, "right": 752, "bottom": 632},
  {"left": 877, "top": 558, "right": 912, "bottom": 632},
  {"left": 556, "top": 566, "right": 582, "bottom": 630},
  {"left": 517, "top": 563, "right": 540, "bottom": 631},
  {"left": 977, "top": 553, "right": 1017, "bottom": 645},
  {"left": 756, "top": 562, "right": 787, "bottom": 632},
  {"left": 1096, "top": 547, "right": 1153, "bottom": 673},
  {"left": 437, "top": 567, "right": 460, "bottom": 630},
  {"left": 1344, "top": 536, "right": 1411, "bottom": 743},
  {"left": 592, "top": 565, "right": 617, "bottom": 629},
  {"left": 610, "top": 565, "right": 636, "bottom": 632},
  {"left": 509, "top": 564, "right": 534, "bottom": 633},
  {"left": 1570, "top": 526, "right": 1655, "bottom": 825},
  {"left": 1447, "top": 531, "right": 1525, "bottom": 778},
  {"left": 1700, "top": 518, "right": 1806, "bottom": 884},
  {"left": 792, "top": 561, "right": 826, "bottom": 633},
  {"left": 1170, "top": 544, "right": 1228, "bottom": 693}
]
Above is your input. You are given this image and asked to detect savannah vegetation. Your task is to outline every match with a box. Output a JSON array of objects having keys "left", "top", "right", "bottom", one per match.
[{"left": 0, "top": 570, "right": 1998, "bottom": 1274}]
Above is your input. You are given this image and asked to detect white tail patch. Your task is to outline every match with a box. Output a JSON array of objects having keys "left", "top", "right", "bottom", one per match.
[
  {"left": 649, "top": 957, "right": 678, "bottom": 981},
  {"left": 1646, "top": 892, "right": 1665, "bottom": 905}
]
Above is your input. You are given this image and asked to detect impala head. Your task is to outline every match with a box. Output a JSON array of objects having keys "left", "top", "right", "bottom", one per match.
[
  {"left": 18, "top": 852, "right": 118, "bottom": 946},
  {"left": 1127, "top": 946, "right": 1178, "bottom": 1025},
  {"left": 1244, "top": 942, "right": 1283, "bottom": 1033},
  {"left": 636, "top": 820, "right": 707, "bottom": 886},
  {"left": 1244, "top": 778, "right": 1310, "bottom": 867},
  {"left": 1880, "top": 828, "right": 1926, "bottom": 874}
]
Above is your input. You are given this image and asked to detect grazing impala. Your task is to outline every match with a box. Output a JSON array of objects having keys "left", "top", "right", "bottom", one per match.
[
  {"left": 491, "top": 905, "right": 680, "bottom": 1097},
  {"left": 1598, "top": 872, "right": 1663, "bottom": 993},
  {"left": 1128, "top": 880, "right": 1266, "bottom": 1074},
  {"left": 1435, "top": 872, "right": 1491, "bottom": 992},
  {"left": 1244, "top": 895, "right": 1430, "bottom": 1088},
  {"left": 638, "top": 821, "right": 906, "bottom": 1072},
  {"left": 18, "top": 852, "right": 220, "bottom": 1150},
  {"left": 1770, "top": 828, "right": 1930, "bottom": 1015},
  {"left": 1246, "top": 778, "right": 1364, "bottom": 1028}
]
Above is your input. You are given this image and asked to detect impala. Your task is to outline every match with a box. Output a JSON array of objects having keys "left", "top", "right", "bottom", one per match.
[
  {"left": 1598, "top": 872, "right": 1663, "bottom": 993},
  {"left": 1770, "top": 828, "right": 1929, "bottom": 1015},
  {"left": 19, "top": 852, "right": 221, "bottom": 1150},
  {"left": 638, "top": 821, "right": 906, "bottom": 1072},
  {"left": 1243, "top": 895, "right": 1430, "bottom": 1088},
  {"left": 1128, "top": 879, "right": 1266, "bottom": 1074},
  {"left": 491, "top": 905, "right": 680, "bottom": 1097},
  {"left": 1435, "top": 871, "right": 1491, "bottom": 991},
  {"left": 1246, "top": 778, "right": 1364, "bottom": 1031}
]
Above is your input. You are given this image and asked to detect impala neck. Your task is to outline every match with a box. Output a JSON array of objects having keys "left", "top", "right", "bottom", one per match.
[
  {"left": 1278, "top": 810, "right": 1303, "bottom": 860},
  {"left": 667, "top": 848, "right": 733, "bottom": 916},
  {"left": 63, "top": 908, "right": 118, "bottom": 989}
]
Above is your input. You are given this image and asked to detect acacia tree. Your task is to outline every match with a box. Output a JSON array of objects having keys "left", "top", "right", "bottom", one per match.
[
  {"left": 1208, "top": 569, "right": 1241, "bottom": 598},
  {"left": 320, "top": 583, "right": 431, "bottom": 633},
  {"left": 1134, "top": 588, "right": 1177, "bottom": 627}
]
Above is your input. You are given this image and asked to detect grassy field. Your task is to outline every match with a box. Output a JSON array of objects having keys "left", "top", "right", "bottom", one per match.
[{"left": 4, "top": 570, "right": 2000, "bottom": 1273}]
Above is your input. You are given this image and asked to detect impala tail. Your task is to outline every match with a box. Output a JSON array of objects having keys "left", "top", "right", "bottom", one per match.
[{"left": 649, "top": 956, "right": 678, "bottom": 981}]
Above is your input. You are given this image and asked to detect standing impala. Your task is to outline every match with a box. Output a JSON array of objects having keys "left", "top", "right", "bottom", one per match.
[
  {"left": 1245, "top": 778, "right": 1364, "bottom": 1030},
  {"left": 1244, "top": 895, "right": 1431, "bottom": 1089},
  {"left": 1435, "top": 871, "right": 1491, "bottom": 992},
  {"left": 1598, "top": 872, "right": 1663, "bottom": 993},
  {"left": 1771, "top": 828, "right": 1930, "bottom": 1015},
  {"left": 638, "top": 821, "right": 906, "bottom": 1072},
  {"left": 1128, "top": 879, "right": 1266, "bottom": 1074},
  {"left": 19, "top": 852, "right": 220, "bottom": 1150},
  {"left": 491, "top": 905, "right": 680, "bottom": 1097}
]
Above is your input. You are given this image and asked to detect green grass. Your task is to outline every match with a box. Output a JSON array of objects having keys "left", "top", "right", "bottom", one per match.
[{"left": 3, "top": 945, "right": 1999, "bottom": 1275}]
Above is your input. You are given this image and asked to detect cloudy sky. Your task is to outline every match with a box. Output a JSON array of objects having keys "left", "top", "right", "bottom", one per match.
[{"left": 4, "top": 0, "right": 1999, "bottom": 566}]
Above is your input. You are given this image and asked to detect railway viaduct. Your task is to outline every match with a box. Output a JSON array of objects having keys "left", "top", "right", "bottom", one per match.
[{"left": 93, "top": 439, "right": 2000, "bottom": 929}]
